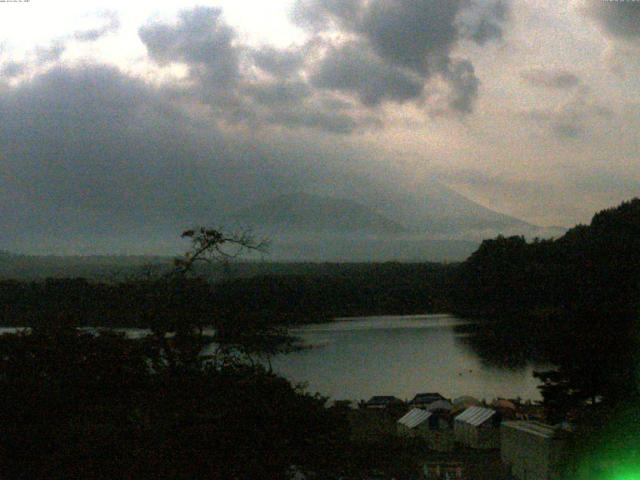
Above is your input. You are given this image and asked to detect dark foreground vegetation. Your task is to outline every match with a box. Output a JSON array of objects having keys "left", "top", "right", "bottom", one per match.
[
  {"left": 0, "top": 199, "right": 639, "bottom": 477},
  {"left": 453, "top": 199, "right": 640, "bottom": 477}
]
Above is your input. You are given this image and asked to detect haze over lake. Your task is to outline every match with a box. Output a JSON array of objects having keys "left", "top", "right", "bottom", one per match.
[{"left": 272, "top": 314, "right": 545, "bottom": 402}]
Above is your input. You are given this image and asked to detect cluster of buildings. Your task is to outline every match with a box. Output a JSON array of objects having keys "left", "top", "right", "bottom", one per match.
[{"left": 362, "top": 392, "right": 571, "bottom": 480}]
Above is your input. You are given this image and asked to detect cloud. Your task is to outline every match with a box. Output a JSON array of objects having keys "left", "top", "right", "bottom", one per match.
[
  {"left": 0, "top": 61, "right": 24, "bottom": 79},
  {"left": 0, "top": 64, "right": 389, "bottom": 252},
  {"left": 459, "top": 0, "right": 510, "bottom": 45},
  {"left": 139, "top": 7, "right": 240, "bottom": 90},
  {"left": 252, "top": 46, "right": 306, "bottom": 78},
  {"left": 34, "top": 42, "right": 66, "bottom": 64},
  {"left": 74, "top": 10, "right": 121, "bottom": 42},
  {"left": 137, "top": 3, "right": 510, "bottom": 132},
  {"left": 291, "top": 0, "right": 509, "bottom": 114},
  {"left": 577, "top": 0, "right": 640, "bottom": 42},
  {"left": 520, "top": 68, "right": 581, "bottom": 89},
  {"left": 443, "top": 58, "right": 480, "bottom": 114},
  {"left": 524, "top": 87, "right": 613, "bottom": 140},
  {"left": 309, "top": 41, "right": 424, "bottom": 106}
]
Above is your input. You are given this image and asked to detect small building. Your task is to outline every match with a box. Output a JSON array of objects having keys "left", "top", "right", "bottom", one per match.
[
  {"left": 454, "top": 406, "right": 501, "bottom": 449},
  {"left": 501, "top": 421, "right": 569, "bottom": 480},
  {"left": 410, "top": 392, "right": 445, "bottom": 409},
  {"left": 493, "top": 398, "right": 518, "bottom": 420},
  {"left": 397, "top": 408, "right": 433, "bottom": 437},
  {"left": 452, "top": 395, "right": 481, "bottom": 414},
  {"left": 397, "top": 408, "right": 455, "bottom": 452},
  {"left": 363, "top": 395, "right": 403, "bottom": 409},
  {"left": 426, "top": 399, "right": 453, "bottom": 413}
]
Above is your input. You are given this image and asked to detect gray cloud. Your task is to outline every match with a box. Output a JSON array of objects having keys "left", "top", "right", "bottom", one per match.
[
  {"left": 0, "top": 61, "right": 25, "bottom": 78},
  {"left": 0, "top": 64, "right": 390, "bottom": 252},
  {"left": 74, "top": 10, "right": 120, "bottom": 42},
  {"left": 357, "top": 0, "right": 462, "bottom": 74},
  {"left": 138, "top": 8, "right": 379, "bottom": 134},
  {"left": 520, "top": 68, "right": 581, "bottom": 89},
  {"left": 524, "top": 88, "right": 613, "bottom": 140},
  {"left": 578, "top": 0, "right": 640, "bottom": 41},
  {"left": 458, "top": 0, "right": 509, "bottom": 45},
  {"left": 252, "top": 46, "right": 306, "bottom": 78},
  {"left": 139, "top": 7, "right": 240, "bottom": 90},
  {"left": 0, "top": 65, "right": 282, "bottom": 251},
  {"left": 138, "top": 3, "right": 511, "bottom": 131},
  {"left": 243, "top": 80, "right": 310, "bottom": 106},
  {"left": 34, "top": 42, "right": 66, "bottom": 64},
  {"left": 443, "top": 58, "right": 480, "bottom": 114},
  {"left": 291, "top": 0, "right": 363, "bottom": 31},
  {"left": 310, "top": 42, "right": 424, "bottom": 106},
  {"left": 291, "top": 0, "right": 510, "bottom": 114}
]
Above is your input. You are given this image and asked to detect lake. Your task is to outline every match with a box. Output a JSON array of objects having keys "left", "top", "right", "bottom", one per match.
[{"left": 271, "top": 314, "right": 546, "bottom": 402}]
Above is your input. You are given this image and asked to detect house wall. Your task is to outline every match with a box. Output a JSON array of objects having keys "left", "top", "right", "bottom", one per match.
[
  {"left": 454, "top": 421, "right": 499, "bottom": 449},
  {"left": 397, "top": 422, "right": 430, "bottom": 439},
  {"left": 501, "top": 424, "right": 565, "bottom": 480}
]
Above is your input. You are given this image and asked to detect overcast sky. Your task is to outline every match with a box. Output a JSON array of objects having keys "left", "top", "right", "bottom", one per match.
[{"left": 0, "top": 0, "right": 639, "bottom": 253}]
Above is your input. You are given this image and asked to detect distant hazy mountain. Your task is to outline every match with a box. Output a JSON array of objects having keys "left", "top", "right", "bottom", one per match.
[
  {"left": 332, "top": 180, "right": 557, "bottom": 240},
  {"left": 226, "top": 188, "right": 565, "bottom": 241},
  {"left": 226, "top": 193, "right": 408, "bottom": 234},
  {"left": 216, "top": 188, "right": 566, "bottom": 262}
]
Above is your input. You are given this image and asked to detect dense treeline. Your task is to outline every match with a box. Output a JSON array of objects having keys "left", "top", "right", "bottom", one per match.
[
  {"left": 0, "top": 263, "right": 454, "bottom": 328},
  {"left": 452, "top": 198, "right": 640, "bottom": 417}
]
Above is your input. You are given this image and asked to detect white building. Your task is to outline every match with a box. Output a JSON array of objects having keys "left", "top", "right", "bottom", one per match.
[
  {"left": 453, "top": 406, "right": 500, "bottom": 449},
  {"left": 501, "top": 421, "right": 568, "bottom": 480},
  {"left": 397, "top": 408, "right": 455, "bottom": 452}
]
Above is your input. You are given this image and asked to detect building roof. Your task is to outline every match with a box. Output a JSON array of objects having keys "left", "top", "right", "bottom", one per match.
[
  {"left": 410, "top": 392, "right": 445, "bottom": 405},
  {"left": 493, "top": 399, "right": 517, "bottom": 410},
  {"left": 455, "top": 406, "right": 497, "bottom": 426},
  {"left": 366, "top": 395, "right": 402, "bottom": 406},
  {"left": 426, "top": 399, "right": 453, "bottom": 412},
  {"left": 398, "top": 408, "right": 433, "bottom": 429},
  {"left": 501, "top": 421, "right": 562, "bottom": 439},
  {"left": 453, "top": 395, "right": 481, "bottom": 407}
]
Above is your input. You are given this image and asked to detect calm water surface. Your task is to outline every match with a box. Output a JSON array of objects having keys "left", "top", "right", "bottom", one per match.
[{"left": 271, "top": 314, "right": 545, "bottom": 402}]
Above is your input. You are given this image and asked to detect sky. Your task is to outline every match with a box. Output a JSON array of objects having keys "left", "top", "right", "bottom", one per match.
[{"left": 0, "top": 0, "right": 639, "bottom": 253}]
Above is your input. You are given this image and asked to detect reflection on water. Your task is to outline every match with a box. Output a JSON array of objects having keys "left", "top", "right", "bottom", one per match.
[{"left": 272, "top": 314, "right": 547, "bottom": 402}]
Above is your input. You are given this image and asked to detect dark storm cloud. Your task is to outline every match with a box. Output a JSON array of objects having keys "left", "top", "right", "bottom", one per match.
[
  {"left": 357, "top": 0, "right": 462, "bottom": 74},
  {"left": 0, "top": 64, "right": 395, "bottom": 253},
  {"left": 443, "top": 58, "right": 480, "bottom": 114},
  {"left": 252, "top": 46, "right": 306, "bottom": 78},
  {"left": 243, "top": 80, "right": 310, "bottom": 106},
  {"left": 138, "top": 7, "right": 378, "bottom": 134},
  {"left": 290, "top": 0, "right": 509, "bottom": 114},
  {"left": 137, "top": 3, "right": 510, "bottom": 128},
  {"left": 139, "top": 7, "right": 241, "bottom": 90},
  {"left": 521, "top": 69, "right": 581, "bottom": 89},
  {"left": 0, "top": 65, "right": 310, "bottom": 252},
  {"left": 579, "top": 0, "right": 640, "bottom": 41},
  {"left": 74, "top": 10, "right": 121, "bottom": 42},
  {"left": 309, "top": 42, "right": 424, "bottom": 106}
]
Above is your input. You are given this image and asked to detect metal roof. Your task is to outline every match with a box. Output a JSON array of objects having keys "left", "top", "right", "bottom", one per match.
[
  {"left": 454, "top": 406, "right": 496, "bottom": 426},
  {"left": 398, "top": 408, "right": 433, "bottom": 429},
  {"left": 411, "top": 392, "right": 444, "bottom": 404},
  {"left": 426, "top": 399, "right": 453, "bottom": 412},
  {"left": 366, "top": 396, "right": 401, "bottom": 405},
  {"left": 502, "top": 421, "right": 559, "bottom": 439}
]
